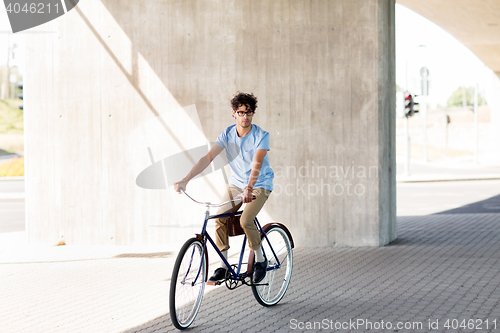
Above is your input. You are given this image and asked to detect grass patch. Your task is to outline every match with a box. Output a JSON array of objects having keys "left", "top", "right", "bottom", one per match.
[
  {"left": 0, "top": 156, "right": 24, "bottom": 176},
  {"left": 0, "top": 99, "right": 23, "bottom": 134}
]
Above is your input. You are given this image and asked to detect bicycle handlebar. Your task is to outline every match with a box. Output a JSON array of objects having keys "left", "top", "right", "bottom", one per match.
[{"left": 180, "top": 189, "right": 255, "bottom": 208}]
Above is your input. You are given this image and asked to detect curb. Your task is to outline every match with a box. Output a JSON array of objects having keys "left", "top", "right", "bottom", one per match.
[
  {"left": 397, "top": 174, "right": 500, "bottom": 183},
  {"left": 0, "top": 154, "right": 23, "bottom": 161},
  {"left": 0, "top": 176, "right": 24, "bottom": 181}
]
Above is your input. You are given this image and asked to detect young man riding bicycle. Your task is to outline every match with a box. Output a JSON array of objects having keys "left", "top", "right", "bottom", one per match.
[{"left": 174, "top": 92, "right": 274, "bottom": 284}]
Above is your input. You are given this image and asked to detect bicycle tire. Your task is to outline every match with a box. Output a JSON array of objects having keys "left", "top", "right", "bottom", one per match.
[
  {"left": 251, "top": 225, "right": 293, "bottom": 306},
  {"left": 169, "top": 237, "right": 206, "bottom": 329}
]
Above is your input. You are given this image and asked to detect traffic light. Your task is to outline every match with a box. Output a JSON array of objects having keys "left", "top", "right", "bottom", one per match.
[
  {"left": 404, "top": 92, "right": 412, "bottom": 117},
  {"left": 17, "top": 83, "right": 23, "bottom": 110},
  {"left": 404, "top": 92, "right": 419, "bottom": 118},
  {"left": 413, "top": 95, "right": 419, "bottom": 115}
]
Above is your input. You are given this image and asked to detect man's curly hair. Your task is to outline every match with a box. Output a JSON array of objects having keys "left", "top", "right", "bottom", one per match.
[{"left": 230, "top": 92, "right": 258, "bottom": 112}]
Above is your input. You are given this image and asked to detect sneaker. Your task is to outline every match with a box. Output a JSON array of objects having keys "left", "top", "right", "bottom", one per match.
[
  {"left": 208, "top": 267, "right": 227, "bottom": 282},
  {"left": 252, "top": 259, "right": 268, "bottom": 283}
]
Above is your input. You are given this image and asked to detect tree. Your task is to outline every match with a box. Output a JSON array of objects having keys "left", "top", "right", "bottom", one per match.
[{"left": 447, "top": 87, "right": 484, "bottom": 108}]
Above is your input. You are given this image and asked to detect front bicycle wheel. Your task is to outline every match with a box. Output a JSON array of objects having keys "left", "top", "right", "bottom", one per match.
[
  {"left": 169, "top": 237, "right": 206, "bottom": 329},
  {"left": 252, "top": 225, "right": 293, "bottom": 306}
]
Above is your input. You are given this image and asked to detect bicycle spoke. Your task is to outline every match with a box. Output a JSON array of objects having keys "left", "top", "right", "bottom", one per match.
[
  {"left": 170, "top": 238, "right": 206, "bottom": 329},
  {"left": 252, "top": 225, "right": 293, "bottom": 306},
  {"left": 266, "top": 269, "right": 277, "bottom": 299}
]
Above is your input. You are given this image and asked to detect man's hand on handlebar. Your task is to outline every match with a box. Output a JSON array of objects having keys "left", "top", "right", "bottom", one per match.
[
  {"left": 236, "top": 186, "right": 255, "bottom": 203},
  {"left": 174, "top": 180, "right": 189, "bottom": 193}
]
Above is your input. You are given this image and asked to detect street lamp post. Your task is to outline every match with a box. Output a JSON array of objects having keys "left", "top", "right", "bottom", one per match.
[
  {"left": 420, "top": 66, "right": 429, "bottom": 162},
  {"left": 474, "top": 83, "right": 479, "bottom": 164},
  {"left": 4, "top": 34, "right": 11, "bottom": 100}
]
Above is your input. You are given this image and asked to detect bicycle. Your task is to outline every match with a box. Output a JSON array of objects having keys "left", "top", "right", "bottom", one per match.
[{"left": 169, "top": 190, "right": 294, "bottom": 330}]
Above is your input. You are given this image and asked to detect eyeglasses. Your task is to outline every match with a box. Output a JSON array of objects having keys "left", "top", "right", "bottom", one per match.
[{"left": 235, "top": 110, "right": 254, "bottom": 117}]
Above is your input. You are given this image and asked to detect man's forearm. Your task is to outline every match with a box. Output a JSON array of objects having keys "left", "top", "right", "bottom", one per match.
[
  {"left": 182, "top": 155, "right": 211, "bottom": 182},
  {"left": 247, "top": 149, "right": 267, "bottom": 190},
  {"left": 246, "top": 163, "right": 262, "bottom": 190}
]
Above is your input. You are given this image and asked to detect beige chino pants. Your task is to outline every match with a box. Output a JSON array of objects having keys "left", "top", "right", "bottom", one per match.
[{"left": 215, "top": 185, "right": 271, "bottom": 251}]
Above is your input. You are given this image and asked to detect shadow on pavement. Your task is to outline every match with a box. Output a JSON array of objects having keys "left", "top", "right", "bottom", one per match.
[
  {"left": 434, "top": 193, "right": 500, "bottom": 214},
  {"left": 390, "top": 214, "right": 500, "bottom": 247}
]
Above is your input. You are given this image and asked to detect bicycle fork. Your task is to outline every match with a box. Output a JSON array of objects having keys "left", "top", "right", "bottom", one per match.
[{"left": 256, "top": 220, "right": 282, "bottom": 271}]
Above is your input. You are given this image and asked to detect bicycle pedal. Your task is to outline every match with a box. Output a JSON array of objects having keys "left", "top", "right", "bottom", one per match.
[{"left": 206, "top": 280, "right": 224, "bottom": 286}]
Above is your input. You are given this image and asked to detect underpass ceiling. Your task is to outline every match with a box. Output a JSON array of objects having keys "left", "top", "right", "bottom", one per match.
[{"left": 397, "top": 0, "right": 500, "bottom": 74}]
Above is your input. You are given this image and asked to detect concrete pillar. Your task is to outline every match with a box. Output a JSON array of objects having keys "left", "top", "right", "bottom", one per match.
[{"left": 25, "top": 0, "right": 396, "bottom": 247}]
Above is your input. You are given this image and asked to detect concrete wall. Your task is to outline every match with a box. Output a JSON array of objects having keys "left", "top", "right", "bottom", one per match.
[{"left": 25, "top": 0, "right": 396, "bottom": 247}]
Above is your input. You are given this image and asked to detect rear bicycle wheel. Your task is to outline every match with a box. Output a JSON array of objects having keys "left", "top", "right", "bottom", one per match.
[
  {"left": 252, "top": 225, "right": 293, "bottom": 306},
  {"left": 169, "top": 237, "right": 206, "bottom": 329}
]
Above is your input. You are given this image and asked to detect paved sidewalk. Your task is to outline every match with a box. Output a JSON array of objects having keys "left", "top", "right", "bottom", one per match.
[
  {"left": 397, "top": 159, "right": 500, "bottom": 183},
  {"left": 2, "top": 212, "right": 500, "bottom": 332}
]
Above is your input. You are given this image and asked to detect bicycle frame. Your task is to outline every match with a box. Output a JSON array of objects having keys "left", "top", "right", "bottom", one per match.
[{"left": 190, "top": 206, "right": 282, "bottom": 287}]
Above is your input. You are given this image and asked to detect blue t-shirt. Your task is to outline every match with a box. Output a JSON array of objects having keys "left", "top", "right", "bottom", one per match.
[{"left": 215, "top": 124, "right": 274, "bottom": 191}]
